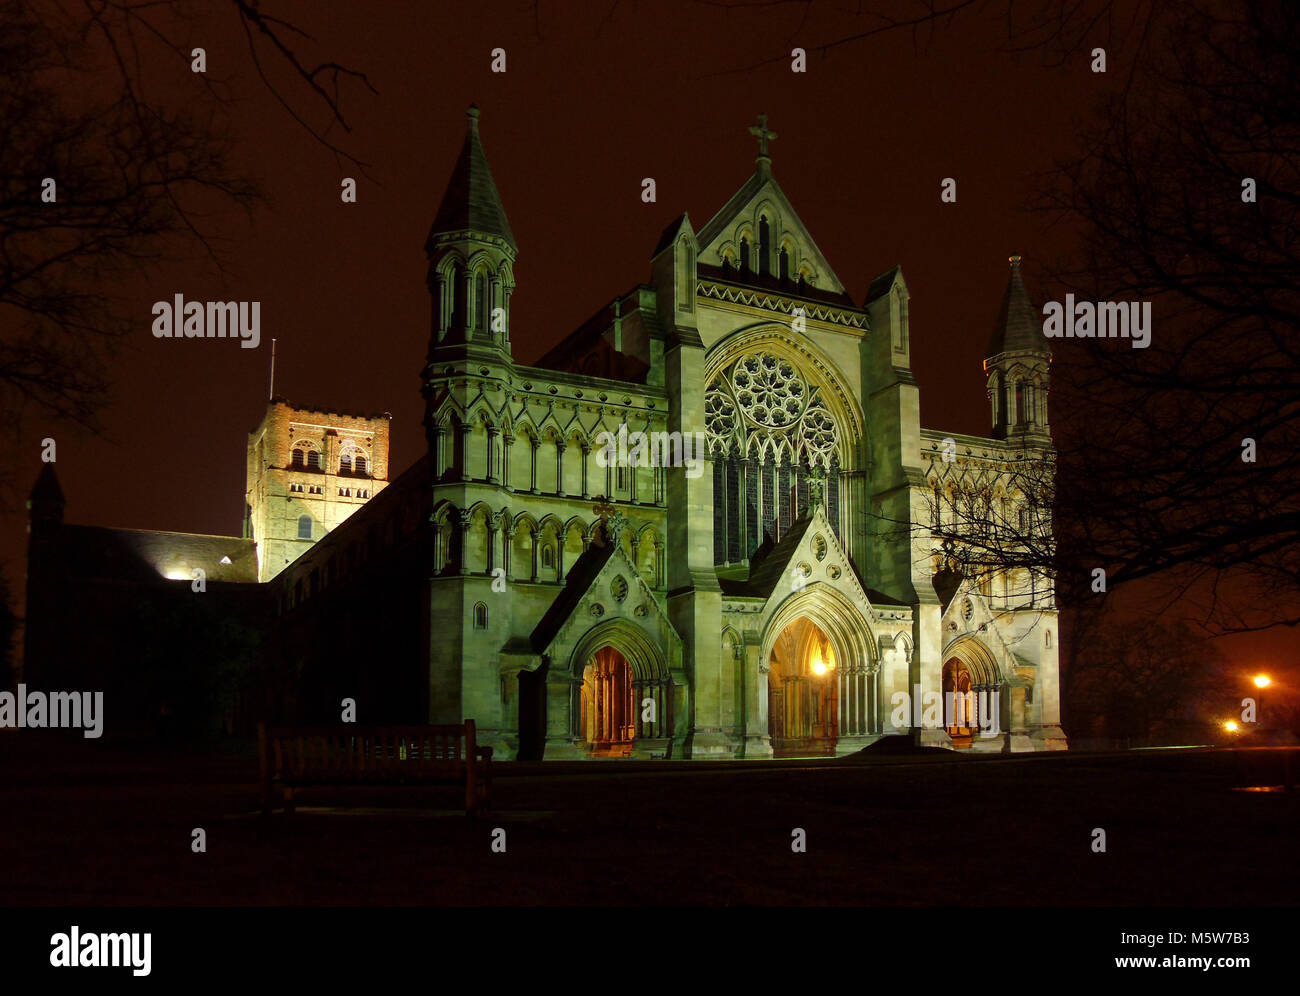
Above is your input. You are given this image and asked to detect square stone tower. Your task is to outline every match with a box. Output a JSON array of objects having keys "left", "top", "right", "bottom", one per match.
[{"left": 245, "top": 398, "right": 392, "bottom": 581}]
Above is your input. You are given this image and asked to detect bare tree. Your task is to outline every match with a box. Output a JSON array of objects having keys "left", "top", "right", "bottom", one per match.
[
  {"left": 1038, "top": 0, "right": 1300, "bottom": 634},
  {"left": 0, "top": 0, "right": 374, "bottom": 448},
  {"left": 698, "top": 0, "right": 1153, "bottom": 77}
]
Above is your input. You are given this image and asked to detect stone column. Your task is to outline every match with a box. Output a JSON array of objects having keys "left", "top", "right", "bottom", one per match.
[
  {"left": 839, "top": 668, "right": 849, "bottom": 735},
  {"left": 487, "top": 428, "right": 500, "bottom": 483},
  {"left": 432, "top": 272, "right": 446, "bottom": 337},
  {"left": 867, "top": 662, "right": 880, "bottom": 735},
  {"left": 597, "top": 669, "right": 608, "bottom": 741},
  {"left": 487, "top": 511, "right": 503, "bottom": 574},
  {"left": 631, "top": 680, "right": 643, "bottom": 738},
  {"left": 530, "top": 530, "right": 539, "bottom": 582},
  {"left": 556, "top": 528, "right": 566, "bottom": 582},
  {"left": 503, "top": 525, "right": 514, "bottom": 581},
  {"left": 433, "top": 423, "right": 446, "bottom": 479},
  {"left": 529, "top": 439, "right": 539, "bottom": 493},
  {"left": 581, "top": 443, "right": 590, "bottom": 498},
  {"left": 458, "top": 509, "right": 472, "bottom": 575},
  {"left": 502, "top": 433, "right": 513, "bottom": 488},
  {"left": 489, "top": 275, "right": 501, "bottom": 344},
  {"left": 574, "top": 681, "right": 585, "bottom": 743},
  {"left": 460, "top": 423, "right": 473, "bottom": 482},
  {"left": 555, "top": 441, "right": 566, "bottom": 495},
  {"left": 463, "top": 270, "right": 475, "bottom": 339}
]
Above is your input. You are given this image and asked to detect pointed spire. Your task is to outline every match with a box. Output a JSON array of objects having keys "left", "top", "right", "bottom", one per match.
[
  {"left": 28, "top": 462, "right": 65, "bottom": 528},
  {"left": 986, "top": 254, "right": 1047, "bottom": 358},
  {"left": 428, "top": 104, "right": 516, "bottom": 251}
]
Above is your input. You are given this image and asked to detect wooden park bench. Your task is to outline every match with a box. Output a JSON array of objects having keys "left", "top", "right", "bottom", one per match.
[{"left": 258, "top": 721, "right": 493, "bottom": 818}]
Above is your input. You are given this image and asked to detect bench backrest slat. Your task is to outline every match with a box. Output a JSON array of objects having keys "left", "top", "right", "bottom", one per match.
[{"left": 262, "top": 724, "right": 481, "bottom": 777}]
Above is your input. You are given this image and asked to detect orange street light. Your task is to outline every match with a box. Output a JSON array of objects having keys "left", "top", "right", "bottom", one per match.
[
  {"left": 1253, "top": 674, "right": 1272, "bottom": 689},
  {"left": 1223, "top": 720, "right": 1240, "bottom": 733}
]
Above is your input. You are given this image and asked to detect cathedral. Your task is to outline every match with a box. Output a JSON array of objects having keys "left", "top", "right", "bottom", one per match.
[{"left": 24, "top": 108, "right": 1067, "bottom": 758}]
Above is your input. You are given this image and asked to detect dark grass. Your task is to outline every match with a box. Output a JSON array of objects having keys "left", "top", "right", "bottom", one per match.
[{"left": 1, "top": 732, "right": 1296, "bottom": 905}]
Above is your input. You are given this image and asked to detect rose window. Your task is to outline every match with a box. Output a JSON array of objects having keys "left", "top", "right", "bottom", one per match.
[
  {"left": 705, "top": 352, "right": 839, "bottom": 470},
  {"left": 732, "top": 353, "right": 805, "bottom": 428}
]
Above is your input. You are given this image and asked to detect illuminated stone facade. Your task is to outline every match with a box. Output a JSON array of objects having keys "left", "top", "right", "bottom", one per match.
[
  {"left": 24, "top": 109, "right": 1067, "bottom": 757},
  {"left": 245, "top": 401, "right": 391, "bottom": 582}
]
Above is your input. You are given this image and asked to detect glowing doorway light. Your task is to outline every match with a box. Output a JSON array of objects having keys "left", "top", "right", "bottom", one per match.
[{"left": 809, "top": 640, "right": 834, "bottom": 676}]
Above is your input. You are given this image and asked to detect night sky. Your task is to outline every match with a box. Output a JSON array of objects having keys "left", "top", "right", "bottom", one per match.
[{"left": 5, "top": 1, "right": 1291, "bottom": 667}]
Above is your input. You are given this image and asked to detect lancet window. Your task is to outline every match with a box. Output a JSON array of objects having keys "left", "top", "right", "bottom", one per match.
[{"left": 705, "top": 351, "right": 843, "bottom": 565}]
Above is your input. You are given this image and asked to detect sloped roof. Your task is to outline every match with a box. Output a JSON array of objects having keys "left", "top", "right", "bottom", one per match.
[
  {"left": 865, "top": 266, "right": 902, "bottom": 305},
  {"left": 530, "top": 540, "right": 617, "bottom": 653},
  {"left": 44, "top": 525, "right": 258, "bottom": 584},
  {"left": 986, "top": 255, "right": 1047, "bottom": 358},
  {"left": 428, "top": 106, "right": 515, "bottom": 250},
  {"left": 653, "top": 212, "right": 693, "bottom": 255},
  {"left": 744, "top": 515, "right": 817, "bottom": 599}
]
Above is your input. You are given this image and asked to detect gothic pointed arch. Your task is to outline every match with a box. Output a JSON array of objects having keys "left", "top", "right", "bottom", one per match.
[
  {"left": 704, "top": 326, "right": 864, "bottom": 464},
  {"left": 566, "top": 619, "right": 670, "bottom": 683}
]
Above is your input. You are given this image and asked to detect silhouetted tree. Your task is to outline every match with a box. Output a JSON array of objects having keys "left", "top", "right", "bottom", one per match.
[
  {"left": 0, "top": 0, "right": 373, "bottom": 495},
  {"left": 0, "top": 567, "right": 15, "bottom": 691},
  {"left": 1039, "top": 0, "right": 1300, "bottom": 634}
]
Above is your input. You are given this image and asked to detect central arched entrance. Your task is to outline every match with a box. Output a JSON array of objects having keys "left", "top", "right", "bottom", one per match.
[
  {"left": 768, "top": 618, "right": 839, "bottom": 757},
  {"left": 580, "top": 647, "right": 637, "bottom": 757}
]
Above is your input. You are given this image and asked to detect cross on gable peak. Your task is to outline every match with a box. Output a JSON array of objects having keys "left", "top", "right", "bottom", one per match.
[{"left": 749, "top": 113, "right": 777, "bottom": 170}]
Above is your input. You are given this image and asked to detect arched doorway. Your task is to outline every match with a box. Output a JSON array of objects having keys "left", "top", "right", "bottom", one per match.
[
  {"left": 768, "top": 618, "right": 838, "bottom": 757},
  {"left": 941, "top": 643, "right": 1003, "bottom": 749},
  {"left": 581, "top": 647, "right": 637, "bottom": 757},
  {"left": 550, "top": 619, "right": 675, "bottom": 761},
  {"left": 942, "top": 658, "right": 978, "bottom": 748}
]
